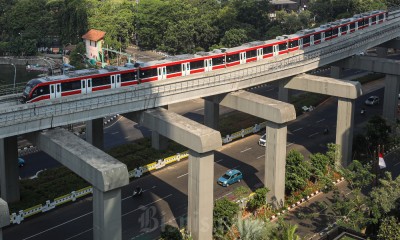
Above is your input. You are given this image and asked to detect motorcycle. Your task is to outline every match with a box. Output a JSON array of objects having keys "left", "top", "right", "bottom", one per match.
[{"left": 132, "top": 187, "right": 143, "bottom": 197}]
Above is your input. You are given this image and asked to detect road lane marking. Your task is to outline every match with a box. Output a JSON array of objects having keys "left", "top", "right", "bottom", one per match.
[
  {"left": 292, "top": 127, "right": 303, "bottom": 132},
  {"left": 394, "top": 162, "right": 400, "bottom": 166},
  {"left": 22, "top": 212, "right": 93, "bottom": 240},
  {"left": 215, "top": 159, "right": 223, "bottom": 163},
  {"left": 316, "top": 119, "right": 325, "bottom": 123},
  {"left": 65, "top": 228, "right": 93, "bottom": 240},
  {"left": 217, "top": 192, "right": 232, "bottom": 200},
  {"left": 104, "top": 116, "right": 121, "bottom": 129},
  {"left": 111, "top": 131, "right": 119, "bottom": 135},
  {"left": 241, "top": 147, "right": 252, "bottom": 153},
  {"left": 177, "top": 173, "right": 188, "bottom": 178},
  {"left": 287, "top": 143, "right": 293, "bottom": 147},
  {"left": 257, "top": 155, "right": 265, "bottom": 159},
  {"left": 122, "top": 194, "right": 173, "bottom": 217},
  {"left": 308, "top": 132, "right": 319, "bottom": 137},
  {"left": 194, "top": 108, "right": 204, "bottom": 112}
]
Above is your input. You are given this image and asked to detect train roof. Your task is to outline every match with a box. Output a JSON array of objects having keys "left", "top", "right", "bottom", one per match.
[{"left": 31, "top": 66, "right": 135, "bottom": 83}]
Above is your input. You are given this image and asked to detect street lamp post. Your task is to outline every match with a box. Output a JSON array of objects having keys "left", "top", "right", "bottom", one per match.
[{"left": 10, "top": 63, "right": 16, "bottom": 93}]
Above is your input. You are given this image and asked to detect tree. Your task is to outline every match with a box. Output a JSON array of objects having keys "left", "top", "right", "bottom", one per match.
[
  {"left": 233, "top": 186, "right": 251, "bottom": 200},
  {"left": 220, "top": 28, "right": 248, "bottom": 48},
  {"left": 271, "top": 219, "right": 301, "bottom": 240},
  {"left": 285, "top": 149, "right": 311, "bottom": 194},
  {"left": 213, "top": 197, "right": 239, "bottom": 239},
  {"left": 364, "top": 115, "right": 391, "bottom": 150},
  {"left": 69, "top": 42, "right": 86, "bottom": 69},
  {"left": 160, "top": 224, "right": 183, "bottom": 240},
  {"left": 341, "top": 160, "right": 374, "bottom": 190},
  {"left": 377, "top": 216, "right": 400, "bottom": 240},
  {"left": 233, "top": 218, "right": 271, "bottom": 240},
  {"left": 247, "top": 187, "right": 269, "bottom": 210}
]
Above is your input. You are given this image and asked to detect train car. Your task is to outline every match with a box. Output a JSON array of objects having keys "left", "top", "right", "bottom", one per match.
[{"left": 22, "top": 66, "right": 139, "bottom": 103}]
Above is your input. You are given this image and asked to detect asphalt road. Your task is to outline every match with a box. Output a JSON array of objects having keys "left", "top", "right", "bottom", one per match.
[{"left": 4, "top": 76, "right": 390, "bottom": 239}]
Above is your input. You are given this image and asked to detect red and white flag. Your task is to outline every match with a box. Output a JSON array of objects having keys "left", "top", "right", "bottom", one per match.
[{"left": 379, "top": 152, "right": 386, "bottom": 169}]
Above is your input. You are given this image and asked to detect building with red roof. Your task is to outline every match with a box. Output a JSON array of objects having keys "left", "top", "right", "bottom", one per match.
[{"left": 82, "top": 29, "right": 106, "bottom": 62}]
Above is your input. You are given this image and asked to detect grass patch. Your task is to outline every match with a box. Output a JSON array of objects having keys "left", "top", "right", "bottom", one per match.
[{"left": 219, "top": 112, "right": 264, "bottom": 137}]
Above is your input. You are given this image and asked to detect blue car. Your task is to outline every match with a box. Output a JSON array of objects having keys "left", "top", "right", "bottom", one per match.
[
  {"left": 217, "top": 169, "right": 243, "bottom": 187},
  {"left": 18, "top": 158, "right": 25, "bottom": 167}
]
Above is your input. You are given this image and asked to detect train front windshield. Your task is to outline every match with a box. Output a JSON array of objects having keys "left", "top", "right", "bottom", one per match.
[{"left": 23, "top": 79, "right": 41, "bottom": 98}]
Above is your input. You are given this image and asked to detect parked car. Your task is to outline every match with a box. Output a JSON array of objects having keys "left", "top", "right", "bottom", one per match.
[
  {"left": 258, "top": 134, "right": 266, "bottom": 147},
  {"left": 365, "top": 96, "right": 380, "bottom": 106},
  {"left": 18, "top": 158, "right": 25, "bottom": 167},
  {"left": 217, "top": 169, "right": 243, "bottom": 187}
]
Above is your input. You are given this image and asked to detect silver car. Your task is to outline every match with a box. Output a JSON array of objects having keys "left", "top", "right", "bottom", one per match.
[{"left": 258, "top": 134, "right": 266, "bottom": 147}]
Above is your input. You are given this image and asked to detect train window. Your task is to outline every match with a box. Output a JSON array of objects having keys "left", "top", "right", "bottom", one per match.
[
  {"left": 358, "top": 20, "right": 364, "bottom": 27},
  {"left": 226, "top": 53, "right": 240, "bottom": 63},
  {"left": 37, "top": 86, "right": 49, "bottom": 95},
  {"left": 263, "top": 46, "right": 273, "bottom": 54},
  {"left": 51, "top": 85, "right": 54, "bottom": 93},
  {"left": 93, "top": 76, "right": 110, "bottom": 87},
  {"left": 278, "top": 43, "right": 287, "bottom": 51},
  {"left": 71, "top": 81, "right": 80, "bottom": 90},
  {"left": 289, "top": 40, "right": 298, "bottom": 48},
  {"left": 82, "top": 81, "right": 85, "bottom": 88},
  {"left": 190, "top": 60, "right": 204, "bottom": 70},
  {"left": 350, "top": 23, "right": 355, "bottom": 29},
  {"left": 57, "top": 85, "right": 60, "bottom": 92},
  {"left": 340, "top": 25, "right": 347, "bottom": 32},
  {"left": 212, "top": 57, "right": 225, "bottom": 66},
  {"left": 314, "top": 33, "right": 321, "bottom": 41},
  {"left": 379, "top": 14, "right": 384, "bottom": 20},
  {"left": 325, "top": 30, "right": 332, "bottom": 38},
  {"left": 121, "top": 72, "right": 137, "bottom": 82},
  {"left": 140, "top": 68, "right": 158, "bottom": 79},
  {"left": 166, "top": 64, "right": 181, "bottom": 74},
  {"left": 372, "top": 16, "right": 376, "bottom": 22},
  {"left": 88, "top": 80, "right": 91, "bottom": 88},
  {"left": 303, "top": 36, "right": 310, "bottom": 45},
  {"left": 332, "top": 28, "right": 338, "bottom": 35},
  {"left": 247, "top": 50, "right": 257, "bottom": 58}
]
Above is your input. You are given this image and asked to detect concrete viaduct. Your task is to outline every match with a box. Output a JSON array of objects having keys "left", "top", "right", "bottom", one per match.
[{"left": 1, "top": 13, "right": 400, "bottom": 239}]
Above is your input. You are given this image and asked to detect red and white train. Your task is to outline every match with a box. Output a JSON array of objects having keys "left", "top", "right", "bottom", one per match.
[{"left": 22, "top": 10, "right": 388, "bottom": 103}]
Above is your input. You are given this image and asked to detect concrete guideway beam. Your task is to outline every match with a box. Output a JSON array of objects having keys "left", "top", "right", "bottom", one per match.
[
  {"left": 27, "top": 128, "right": 129, "bottom": 240},
  {"left": 216, "top": 90, "right": 296, "bottom": 124},
  {"left": 336, "top": 56, "right": 400, "bottom": 75},
  {"left": 27, "top": 129, "right": 129, "bottom": 192},
  {"left": 0, "top": 198, "right": 10, "bottom": 240},
  {"left": 127, "top": 108, "right": 222, "bottom": 153},
  {"left": 286, "top": 74, "right": 362, "bottom": 99},
  {"left": 126, "top": 108, "right": 221, "bottom": 239},
  {"left": 383, "top": 74, "right": 400, "bottom": 122}
]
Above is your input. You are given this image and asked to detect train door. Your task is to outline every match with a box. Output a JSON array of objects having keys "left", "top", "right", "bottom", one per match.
[
  {"left": 355, "top": 22, "right": 359, "bottom": 31},
  {"left": 368, "top": 17, "right": 372, "bottom": 26},
  {"left": 273, "top": 45, "right": 279, "bottom": 56},
  {"left": 239, "top": 52, "right": 246, "bottom": 64},
  {"left": 81, "top": 79, "right": 92, "bottom": 93},
  {"left": 310, "top": 35, "right": 314, "bottom": 46},
  {"left": 181, "top": 63, "right": 190, "bottom": 76},
  {"left": 321, "top": 32, "right": 325, "bottom": 42},
  {"left": 157, "top": 66, "right": 167, "bottom": 80},
  {"left": 298, "top": 38, "right": 303, "bottom": 49},
  {"left": 338, "top": 27, "right": 342, "bottom": 37},
  {"left": 110, "top": 75, "right": 116, "bottom": 89},
  {"left": 49, "top": 83, "right": 61, "bottom": 99},
  {"left": 115, "top": 74, "right": 121, "bottom": 88},
  {"left": 256, "top": 48, "right": 263, "bottom": 60},
  {"left": 204, "top": 59, "right": 212, "bottom": 72}
]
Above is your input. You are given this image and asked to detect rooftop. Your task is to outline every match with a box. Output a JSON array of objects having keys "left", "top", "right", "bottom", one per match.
[{"left": 82, "top": 29, "right": 106, "bottom": 42}]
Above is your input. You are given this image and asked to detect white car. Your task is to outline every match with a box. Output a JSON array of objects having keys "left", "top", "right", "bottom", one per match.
[
  {"left": 258, "top": 134, "right": 266, "bottom": 147},
  {"left": 364, "top": 96, "right": 380, "bottom": 106}
]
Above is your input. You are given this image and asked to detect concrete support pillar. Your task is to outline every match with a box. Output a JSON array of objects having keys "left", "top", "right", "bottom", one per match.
[
  {"left": 330, "top": 66, "right": 343, "bottom": 79},
  {"left": 93, "top": 188, "right": 122, "bottom": 240},
  {"left": 86, "top": 118, "right": 104, "bottom": 150},
  {"left": 204, "top": 98, "right": 219, "bottom": 130},
  {"left": 265, "top": 122, "right": 287, "bottom": 208},
  {"left": 151, "top": 131, "right": 169, "bottom": 150},
  {"left": 336, "top": 98, "right": 355, "bottom": 167},
  {"left": 152, "top": 106, "right": 169, "bottom": 150},
  {"left": 278, "top": 79, "right": 289, "bottom": 102},
  {"left": 0, "top": 136, "right": 20, "bottom": 202},
  {"left": 376, "top": 47, "right": 388, "bottom": 58},
  {"left": 188, "top": 150, "right": 214, "bottom": 240},
  {"left": 383, "top": 74, "right": 400, "bottom": 122},
  {"left": 0, "top": 198, "right": 10, "bottom": 240}
]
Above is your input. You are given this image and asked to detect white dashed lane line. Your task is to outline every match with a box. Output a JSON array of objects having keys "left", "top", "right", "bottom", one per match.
[
  {"left": 308, "top": 132, "right": 319, "bottom": 138},
  {"left": 316, "top": 118, "right": 325, "bottom": 123},
  {"left": 292, "top": 127, "right": 303, "bottom": 132},
  {"left": 177, "top": 173, "right": 188, "bottom": 179},
  {"left": 240, "top": 147, "right": 252, "bottom": 153}
]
